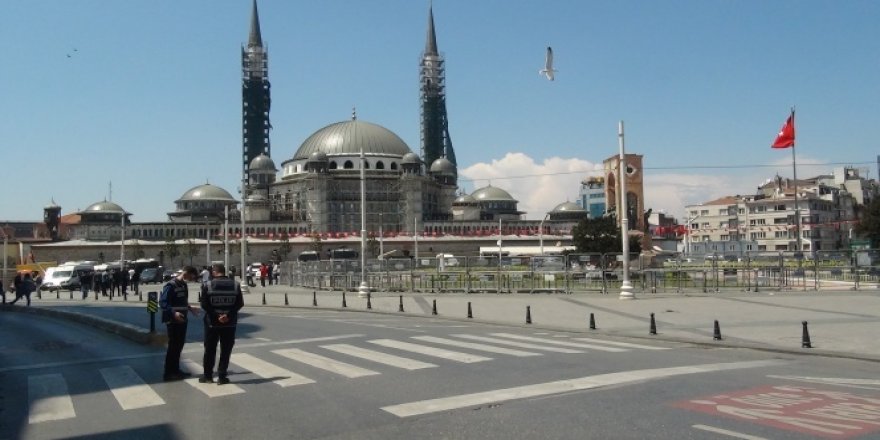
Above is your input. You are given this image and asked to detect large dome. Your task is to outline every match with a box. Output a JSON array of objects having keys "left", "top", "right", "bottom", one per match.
[
  {"left": 551, "top": 202, "right": 584, "bottom": 213},
  {"left": 292, "top": 120, "right": 412, "bottom": 160},
  {"left": 176, "top": 184, "right": 236, "bottom": 203},
  {"left": 471, "top": 185, "right": 517, "bottom": 202},
  {"left": 82, "top": 200, "right": 128, "bottom": 214}
]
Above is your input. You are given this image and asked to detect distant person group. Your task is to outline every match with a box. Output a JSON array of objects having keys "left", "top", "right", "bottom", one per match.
[
  {"left": 4, "top": 271, "right": 39, "bottom": 306},
  {"left": 159, "top": 264, "right": 244, "bottom": 384},
  {"left": 245, "top": 261, "right": 281, "bottom": 288}
]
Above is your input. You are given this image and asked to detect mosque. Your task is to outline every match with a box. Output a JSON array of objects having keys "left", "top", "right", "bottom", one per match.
[{"left": 30, "top": 1, "right": 643, "bottom": 262}]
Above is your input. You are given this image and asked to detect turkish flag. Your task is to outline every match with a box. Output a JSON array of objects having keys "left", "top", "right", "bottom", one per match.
[{"left": 771, "top": 111, "right": 795, "bottom": 148}]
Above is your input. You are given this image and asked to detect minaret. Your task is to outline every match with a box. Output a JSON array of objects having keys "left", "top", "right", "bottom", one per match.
[
  {"left": 242, "top": 0, "right": 271, "bottom": 183},
  {"left": 420, "top": 4, "right": 457, "bottom": 172}
]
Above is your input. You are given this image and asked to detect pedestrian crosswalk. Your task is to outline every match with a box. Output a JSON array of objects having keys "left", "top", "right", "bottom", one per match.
[{"left": 19, "top": 332, "right": 676, "bottom": 424}]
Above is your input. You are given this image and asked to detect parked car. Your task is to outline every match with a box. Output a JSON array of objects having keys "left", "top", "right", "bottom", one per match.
[{"left": 139, "top": 267, "right": 164, "bottom": 284}]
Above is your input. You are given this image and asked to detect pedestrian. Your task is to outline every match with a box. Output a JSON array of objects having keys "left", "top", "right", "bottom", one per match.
[
  {"left": 80, "top": 270, "right": 92, "bottom": 300},
  {"left": 199, "top": 263, "right": 244, "bottom": 385},
  {"left": 200, "top": 266, "right": 211, "bottom": 284},
  {"left": 12, "top": 272, "right": 22, "bottom": 301},
  {"left": 159, "top": 265, "right": 201, "bottom": 381},
  {"left": 266, "top": 263, "right": 274, "bottom": 285},
  {"left": 273, "top": 262, "right": 281, "bottom": 285},
  {"left": 0, "top": 279, "right": 5, "bottom": 304},
  {"left": 245, "top": 264, "right": 254, "bottom": 287},
  {"left": 259, "top": 263, "right": 268, "bottom": 287},
  {"left": 10, "top": 272, "right": 36, "bottom": 306},
  {"left": 102, "top": 270, "right": 111, "bottom": 296},
  {"left": 131, "top": 270, "right": 140, "bottom": 295}
]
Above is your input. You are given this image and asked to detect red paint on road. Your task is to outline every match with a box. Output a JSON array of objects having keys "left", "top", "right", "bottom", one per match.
[{"left": 675, "top": 385, "right": 880, "bottom": 439}]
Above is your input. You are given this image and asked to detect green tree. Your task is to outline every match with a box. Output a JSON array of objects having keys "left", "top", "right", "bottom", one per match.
[
  {"left": 310, "top": 233, "right": 323, "bottom": 256},
  {"left": 164, "top": 238, "right": 180, "bottom": 268},
  {"left": 571, "top": 216, "right": 641, "bottom": 255},
  {"left": 366, "top": 234, "right": 379, "bottom": 257},
  {"left": 183, "top": 239, "right": 200, "bottom": 266},
  {"left": 278, "top": 234, "right": 292, "bottom": 261},
  {"left": 855, "top": 197, "right": 880, "bottom": 247}
]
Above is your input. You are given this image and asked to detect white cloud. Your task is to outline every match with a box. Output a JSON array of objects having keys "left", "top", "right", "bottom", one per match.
[{"left": 460, "top": 153, "right": 793, "bottom": 221}]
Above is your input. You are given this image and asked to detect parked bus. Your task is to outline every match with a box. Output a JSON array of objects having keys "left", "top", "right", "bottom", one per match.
[{"left": 329, "top": 248, "right": 358, "bottom": 260}]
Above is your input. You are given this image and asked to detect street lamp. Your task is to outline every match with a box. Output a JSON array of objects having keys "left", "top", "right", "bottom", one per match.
[
  {"left": 358, "top": 144, "right": 370, "bottom": 298},
  {"left": 618, "top": 121, "right": 634, "bottom": 300},
  {"left": 379, "top": 213, "right": 384, "bottom": 257},
  {"left": 538, "top": 212, "right": 550, "bottom": 255},
  {"left": 685, "top": 214, "right": 701, "bottom": 257}
]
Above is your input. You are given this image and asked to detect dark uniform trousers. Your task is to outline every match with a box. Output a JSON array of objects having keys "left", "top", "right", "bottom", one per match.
[
  {"left": 203, "top": 324, "right": 236, "bottom": 378},
  {"left": 164, "top": 322, "right": 188, "bottom": 375}
]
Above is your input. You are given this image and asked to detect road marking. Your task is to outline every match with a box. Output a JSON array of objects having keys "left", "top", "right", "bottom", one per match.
[
  {"left": 228, "top": 334, "right": 365, "bottom": 350},
  {"left": 368, "top": 339, "right": 492, "bottom": 363},
  {"left": 382, "top": 360, "right": 785, "bottom": 418},
  {"left": 572, "top": 337, "right": 671, "bottom": 350},
  {"left": 28, "top": 374, "right": 76, "bottom": 424},
  {"left": 321, "top": 344, "right": 437, "bottom": 370},
  {"left": 273, "top": 348, "right": 380, "bottom": 378},
  {"left": 181, "top": 359, "right": 245, "bottom": 397},
  {"left": 230, "top": 353, "right": 315, "bottom": 387},
  {"left": 411, "top": 336, "right": 541, "bottom": 357},
  {"left": 490, "top": 333, "right": 628, "bottom": 352},
  {"left": 692, "top": 424, "right": 769, "bottom": 440},
  {"left": 254, "top": 337, "right": 272, "bottom": 341},
  {"left": 452, "top": 334, "right": 583, "bottom": 353},
  {"left": 100, "top": 366, "right": 165, "bottom": 410},
  {"left": 767, "top": 375, "right": 880, "bottom": 390}
]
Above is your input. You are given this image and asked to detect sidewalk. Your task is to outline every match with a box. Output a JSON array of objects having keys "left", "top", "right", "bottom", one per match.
[{"left": 3, "top": 284, "right": 879, "bottom": 361}]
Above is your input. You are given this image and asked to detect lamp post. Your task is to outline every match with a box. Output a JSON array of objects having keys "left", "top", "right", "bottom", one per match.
[
  {"left": 685, "top": 214, "right": 701, "bottom": 257},
  {"left": 120, "top": 212, "right": 125, "bottom": 265},
  {"left": 240, "top": 178, "right": 248, "bottom": 293},
  {"left": 358, "top": 145, "right": 370, "bottom": 298},
  {"left": 538, "top": 212, "right": 550, "bottom": 255},
  {"left": 379, "top": 213, "right": 384, "bottom": 257},
  {"left": 224, "top": 206, "right": 229, "bottom": 270},
  {"left": 618, "top": 121, "right": 634, "bottom": 300}
]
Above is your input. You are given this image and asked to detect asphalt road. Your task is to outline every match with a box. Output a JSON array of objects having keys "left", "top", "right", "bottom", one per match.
[{"left": 3, "top": 309, "right": 880, "bottom": 439}]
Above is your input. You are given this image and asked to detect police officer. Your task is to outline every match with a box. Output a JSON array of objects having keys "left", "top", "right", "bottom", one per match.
[
  {"left": 159, "top": 266, "right": 201, "bottom": 381},
  {"left": 199, "top": 263, "right": 244, "bottom": 385}
]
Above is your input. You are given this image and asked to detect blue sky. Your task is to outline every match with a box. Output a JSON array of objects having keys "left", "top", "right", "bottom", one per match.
[{"left": 2, "top": 0, "right": 878, "bottom": 222}]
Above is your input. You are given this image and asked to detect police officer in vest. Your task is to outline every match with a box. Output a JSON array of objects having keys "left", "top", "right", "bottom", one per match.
[
  {"left": 160, "top": 266, "right": 201, "bottom": 381},
  {"left": 199, "top": 263, "right": 244, "bottom": 385}
]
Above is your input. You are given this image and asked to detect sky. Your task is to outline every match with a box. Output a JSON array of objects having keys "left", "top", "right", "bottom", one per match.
[{"left": 2, "top": 0, "right": 878, "bottom": 223}]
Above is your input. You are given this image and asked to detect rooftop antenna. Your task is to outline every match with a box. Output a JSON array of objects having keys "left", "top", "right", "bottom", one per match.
[{"left": 108, "top": 181, "right": 112, "bottom": 201}]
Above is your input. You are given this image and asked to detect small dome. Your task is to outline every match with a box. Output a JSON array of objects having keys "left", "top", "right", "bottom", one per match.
[
  {"left": 430, "top": 157, "right": 456, "bottom": 175},
  {"left": 291, "top": 120, "right": 412, "bottom": 160},
  {"left": 176, "top": 184, "right": 236, "bottom": 203},
  {"left": 308, "top": 151, "right": 328, "bottom": 162},
  {"left": 471, "top": 185, "right": 517, "bottom": 202},
  {"left": 249, "top": 154, "right": 276, "bottom": 172},
  {"left": 45, "top": 199, "right": 61, "bottom": 209},
  {"left": 83, "top": 200, "right": 127, "bottom": 214},
  {"left": 551, "top": 202, "right": 584, "bottom": 213},
  {"left": 453, "top": 194, "right": 476, "bottom": 204},
  {"left": 401, "top": 152, "right": 421, "bottom": 164}
]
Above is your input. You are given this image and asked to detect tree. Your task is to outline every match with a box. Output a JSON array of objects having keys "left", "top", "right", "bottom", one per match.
[
  {"left": 366, "top": 233, "right": 379, "bottom": 257},
  {"left": 571, "top": 216, "right": 642, "bottom": 255},
  {"left": 183, "top": 239, "right": 200, "bottom": 266},
  {"left": 278, "top": 234, "right": 292, "bottom": 261},
  {"left": 855, "top": 197, "right": 880, "bottom": 247},
  {"left": 164, "top": 238, "right": 180, "bottom": 268},
  {"left": 310, "top": 233, "right": 323, "bottom": 256}
]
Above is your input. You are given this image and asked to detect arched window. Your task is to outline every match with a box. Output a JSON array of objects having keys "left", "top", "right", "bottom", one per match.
[
  {"left": 329, "top": 161, "right": 338, "bottom": 170},
  {"left": 376, "top": 161, "right": 385, "bottom": 170},
  {"left": 344, "top": 160, "right": 353, "bottom": 169},
  {"left": 364, "top": 161, "right": 370, "bottom": 169},
  {"left": 390, "top": 162, "right": 398, "bottom": 170}
]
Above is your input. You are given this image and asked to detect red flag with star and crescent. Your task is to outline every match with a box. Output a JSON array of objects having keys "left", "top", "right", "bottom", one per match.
[{"left": 771, "top": 111, "right": 795, "bottom": 148}]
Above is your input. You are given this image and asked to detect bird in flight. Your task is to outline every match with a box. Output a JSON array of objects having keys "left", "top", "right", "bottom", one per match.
[{"left": 539, "top": 46, "right": 556, "bottom": 81}]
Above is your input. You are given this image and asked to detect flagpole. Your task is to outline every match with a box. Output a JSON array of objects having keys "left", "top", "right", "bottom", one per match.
[{"left": 789, "top": 108, "right": 801, "bottom": 253}]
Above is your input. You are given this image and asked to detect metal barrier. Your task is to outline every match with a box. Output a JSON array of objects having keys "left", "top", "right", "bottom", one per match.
[{"left": 283, "top": 249, "right": 880, "bottom": 294}]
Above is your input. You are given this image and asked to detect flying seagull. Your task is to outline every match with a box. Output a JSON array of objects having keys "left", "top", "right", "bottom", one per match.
[{"left": 539, "top": 46, "right": 556, "bottom": 81}]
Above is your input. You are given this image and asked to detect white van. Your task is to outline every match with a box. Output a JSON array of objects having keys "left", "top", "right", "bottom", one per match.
[{"left": 43, "top": 262, "right": 94, "bottom": 291}]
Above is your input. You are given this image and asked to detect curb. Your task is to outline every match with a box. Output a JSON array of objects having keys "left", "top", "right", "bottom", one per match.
[{"left": 0, "top": 304, "right": 167, "bottom": 346}]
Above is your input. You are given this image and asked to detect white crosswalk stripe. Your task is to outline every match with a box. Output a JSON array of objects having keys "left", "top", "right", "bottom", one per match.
[
  {"left": 273, "top": 348, "right": 380, "bottom": 378},
  {"left": 181, "top": 359, "right": 246, "bottom": 397},
  {"left": 230, "top": 353, "right": 316, "bottom": 387},
  {"left": 411, "top": 336, "right": 541, "bottom": 357},
  {"left": 369, "top": 339, "right": 492, "bottom": 363},
  {"left": 28, "top": 374, "right": 75, "bottom": 424},
  {"left": 451, "top": 334, "right": 584, "bottom": 353},
  {"left": 100, "top": 365, "right": 165, "bottom": 410},
  {"left": 321, "top": 344, "right": 437, "bottom": 370},
  {"left": 572, "top": 337, "right": 670, "bottom": 350},
  {"left": 489, "top": 333, "right": 628, "bottom": 352}
]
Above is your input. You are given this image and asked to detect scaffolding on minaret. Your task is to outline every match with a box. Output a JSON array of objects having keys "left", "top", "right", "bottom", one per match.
[
  {"left": 420, "top": 5, "right": 457, "bottom": 173},
  {"left": 242, "top": 0, "right": 271, "bottom": 183}
]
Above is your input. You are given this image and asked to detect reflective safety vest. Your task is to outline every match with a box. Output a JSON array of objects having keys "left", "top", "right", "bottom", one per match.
[{"left": 203, "top": 278, "right": 240, "bottom": 327}]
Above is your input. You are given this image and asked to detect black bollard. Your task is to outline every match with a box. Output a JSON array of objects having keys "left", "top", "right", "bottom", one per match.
[
  {"left": 467, "top": 302, "right": 473, "bottom": 319},
  {"left": 69, "top": 290, "right": 73, "bottom": 300},
  {"left": 284, "top": 293, "right": 289, "bottom": 306},
  {"left": 367, "top": 293, "right": 372, "bottom": 310},
  {"left": 801, "top": 321, "right": 812, "bottom": 348},
  {"left": 526, "top": 306, "right": 532, "bottom": 324},
  {"left": 124, "top": 291, "right": 127, "bottom": 302},
  {"left": 649, "top": 313, "right": 657, "bottom": 335},
  {"left": 56, "top": 290, "right": 60, "bottom": 300},
  {"left": 37, "top": 289, "right": 41, "bottom": 300},
  {"left": 262, "top": 292, "right": 267, "bottom": 305},
  {"left": 713, "top": 320, "right": 722, "bottom": 340},
  {"left": 139, "top": 291, "right": 143, "bottom": 302},
  {"left": 313, "top": 291, "right": 317, "bottom": 307},
  {"left": 398, "top": 295, "right": 404, "bottom": 312},
  {"left": 95, "top": 290, "right": 98, "bottom": 301},
  {"left": 432, "top": 299, "right": 437, "bottom": 315},
  {"left": 589, "top": 313, "right": 597, "bottom": 330},
  {"left": 342, "top": 291, "right": 347, "bottom": 308}
]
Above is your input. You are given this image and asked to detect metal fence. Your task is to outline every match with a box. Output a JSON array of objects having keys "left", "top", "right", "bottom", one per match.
[{"left": 283, "top": 250, "right": 880, "bottom": 294}]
